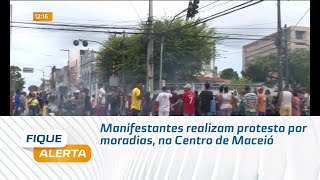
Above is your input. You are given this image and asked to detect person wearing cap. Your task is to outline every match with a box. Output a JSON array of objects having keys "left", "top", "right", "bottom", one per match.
[
  {"left": 257, "top": 87, "right": 266, "bottom": 116},
  {"left": 182, "top": 84, "right": 196, "bottom": 116}
]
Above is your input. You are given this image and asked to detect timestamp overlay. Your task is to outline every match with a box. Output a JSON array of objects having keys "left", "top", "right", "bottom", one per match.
[{"left": 33, "top": 12, "right": 53, "bottom": 22}]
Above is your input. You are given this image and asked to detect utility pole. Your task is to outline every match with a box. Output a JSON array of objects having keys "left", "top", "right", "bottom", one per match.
[
  {"left": 276, "top": 0, "right": 283, "bottom": 92},
  {"left": 147, "top": 0, "right": 154, "bottom": 96},
  {"left": 159, "top": 34, "right": 164, "bottom": 89},
  {"left": 122, "top": 31, "right": 125, "bottom": 89},
  {"left": 159, "top": 6, "right": 191, "bottom": 90},
  {"left": 284, "top": 24, "right": 289, "bottom": 88}
]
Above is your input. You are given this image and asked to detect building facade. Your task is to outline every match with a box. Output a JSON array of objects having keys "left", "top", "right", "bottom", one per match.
[
  {"left": 55, "top": 66, "right": 69, "bottom": 97},
  {"left": 80, "top": 50, "right": 99, "bottom": 96},
  {"left": 242, "top": 26, "right": 310, "bottom": 71}
]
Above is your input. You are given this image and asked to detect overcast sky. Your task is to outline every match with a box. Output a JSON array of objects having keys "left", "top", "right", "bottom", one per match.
[{"left": 10, "top": 1, "right": 310, "bottom": 90}]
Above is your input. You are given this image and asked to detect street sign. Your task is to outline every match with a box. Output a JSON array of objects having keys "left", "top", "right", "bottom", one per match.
[
  {"left": 23, "top": 67, "right": 34, "bottom": 73},
  {"left": 109, "top": 76, "right": 119, "bottom": 86}
]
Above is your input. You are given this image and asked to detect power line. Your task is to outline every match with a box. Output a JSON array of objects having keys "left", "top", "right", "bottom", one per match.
[
  {"left": 291, "top": 8, "right": 310, "bottom": 32},
  {"left": 130, "top": 0, "right": 144, "bottom": 23},
  {"left": 12, "top": 24, "right": 283, "bottom": 42},
  {"left": 168, "top": 1, "right": 264, "bottom": 34},
  {"left": 11, "top": 21, "right": 143, "bottom": 30},
  {"left": 198, "top": 1, "right": 220, "bottom": 11},
  {"left": 198, "top": 1, "right": 235, "bottom": 15}
]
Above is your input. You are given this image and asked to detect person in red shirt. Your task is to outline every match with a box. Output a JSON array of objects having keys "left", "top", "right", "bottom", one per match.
[{"left": 182, "top": 84, "right": 195, "bottom": 116}]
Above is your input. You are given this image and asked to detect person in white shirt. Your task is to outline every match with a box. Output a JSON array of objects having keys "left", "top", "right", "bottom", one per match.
[
  {"left": 156, "top": 86, "right": 172, "bottom": 116},
  {"left": 277, "top": 86, "right": 293, "bottom": 116},
  {"left": 97, "top": 83, "right": 106, "bottom": 116}
]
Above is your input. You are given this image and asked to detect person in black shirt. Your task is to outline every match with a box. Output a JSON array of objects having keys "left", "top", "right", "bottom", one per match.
[
  {"left": 83, "top": 88, "right": 92, "bottom": 116},
  {"left": 110, "top": 90, "right": 120, "bottom": 116},
  {"left": 169, "top": 87, "right": 179, "bottom": 116},
  {"left": 195, "top": 91, "right": 201, "bottom": 116},
  {"left": 200, "top": 82, "right": 214, "bottom": 116},
  {"left": 117, "top": 86, "right": 124, "bottom": 115}
]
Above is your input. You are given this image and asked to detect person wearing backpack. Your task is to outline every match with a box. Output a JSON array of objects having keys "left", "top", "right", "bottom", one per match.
[
  {"left": 156, "top": 86, "right": 172, "bottom": 116},
  {"left": 141, "top": 92, "right": 152, "bottom": 116}
]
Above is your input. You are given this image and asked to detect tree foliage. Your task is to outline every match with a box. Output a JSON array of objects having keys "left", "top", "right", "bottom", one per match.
[
  {"left": 288, "top": 48, "right": 310, "bottom": 89},
  {"left": 10, "top": 66, "right": 25, "bottom": 91},
  {"left": 28, "top": 85, "right": 39, "bottom": 92},
  {"left": 220, "top": 68, "right": 239, "bottom": 80},
  {"left": 245, "top": 49, "right": 309, "bottom": 89},
  {"left": 96, "top": 18, "right": 219, "bottom": 90},
  {"left": 245, "top": 54, "right": 277, "bottom": 83},
  {"left": 230, "top": 77, "right": 250, "bottom": 93}
]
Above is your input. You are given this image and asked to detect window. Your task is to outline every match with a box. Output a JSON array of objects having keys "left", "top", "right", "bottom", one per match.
[{"left": 295, "top": 31, "right": 305, "bottom": 40}]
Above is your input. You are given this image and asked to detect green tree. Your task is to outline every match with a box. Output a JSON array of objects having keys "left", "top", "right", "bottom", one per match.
[
  {"left": 245, "top": 54, "right": 277, "bottom": 83},
  {"left": 220, "top": 68, "right": 239, "bottom": 80},
  {"left": 10, "top": 66, "right": 25, "bottom": 91},
  {"left": 97, "top": 18, "right": 219, "bottom": 90},
  {"left": 230, "top": 77, "right": 250, "bottom": 93},
  {"left": 28, "top": 85, "right": 39, "bottom": 92},
  {"left": 288, "top": 49, "right": 310, "bottom": 89},
  {"left": 245, "top": 49, "right": 309, "bottom": 89}
]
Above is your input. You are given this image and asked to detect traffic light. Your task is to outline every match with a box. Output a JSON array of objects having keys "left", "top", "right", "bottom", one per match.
[
  {"left": 186, "top": 0, "right": 200, "bottom": 19},
  {"left": 186, "top": 1, "right": 193, "bottom": 18},
  {"left": 192, "top": 0, "right": 199, "bottom": 17}
]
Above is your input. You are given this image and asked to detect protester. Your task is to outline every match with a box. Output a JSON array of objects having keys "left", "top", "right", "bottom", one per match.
[
  {"left": 277, "top": 86, "right": 293, "bottom": 116},
  {"left": 131, "top": 81, "right": 143, "bottom": 116},
  {"left": 91, "top": 95, "right": 97, "bottom": 116},
  {"left": 156, "top": 86, "right": 172, "bottom": 116},
  {"left": 14, "top": 89, "right": 21, "bottom": 116},
  {"left": 117, "top": 86, "right": 124, "bottom": 116},
  {"left": 152, "top": 95, "right": 159, "bottom": 116},
  {"left": 125, "top": 94, "right": 132, "bottom": 116},
  {"left": 219, "top": 86, "right": 235, "bottom": 116},
  {"left": 272, "top": 96, "right": 279, "bottom": 116},
  {"left": 238, "top": 90, "right": 246, "bottom": 116},
  {"left": 265, "top": 90, "right": 274, "bottom": 116},
  {"left": 216, "top": 85, "right": 224, "bottom": 116},
  {"left": 20, "top": 92, "right": 27, "bottom": 116},
  {"left": 109, "top": 90, "right": 120, "bottom": 116},
  {"left": 194, "top": 91, "right": 201, "bottom": 116},
  {"left": 141, "top": 92, "right": 152, "bottom": 116},
  {"left": 257, "top": 87, "right": 266, "bottom": 116},
  {"left": 243, "top": 86, "right": 258, "bottom": 116},
  {"left": 200, "top": 82, "right": 213, "bottom": 116},
  {"left": 292, "top": 91, "right": 301, "bottom": 116},
  {"left": 97, "top": 83, "right": 106, "bottom": 116},
  {"left": 209, "top": 95, "right": 217, "bottom": 116},
  {"left": 170, "top": 87, "right": 180, "bottom": 116},
  {"left": 38, "top": 92, "right": 44, "bottom": 110},
  {"left": 83, "top": 89, "right": 92, "bottom": 116},
  {"left": 42, "top": 101, "right": 49, "bottom": 116},
  {"left": 182, "top": 84, "right": 195, "bottom": 116},
  {"left": 300, "top": 87, "right": 310, "bottom": 116},
  {"left": 28, "top": 93, "right": 41, "bottom": 116},
  {"left": 10, "top": 91, "right": 15, "bottom": 116}
]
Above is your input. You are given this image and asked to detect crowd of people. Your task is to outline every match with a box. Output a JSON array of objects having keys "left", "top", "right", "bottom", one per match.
[
  {"left": 124, "top": 81, "right": 310, "bottom": 116},
  {"left": 10, "top": 81, "right": 310, "bottom": 116},
  {"left": 10, "top": 89, "right": 52, "bottom": 116}
]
